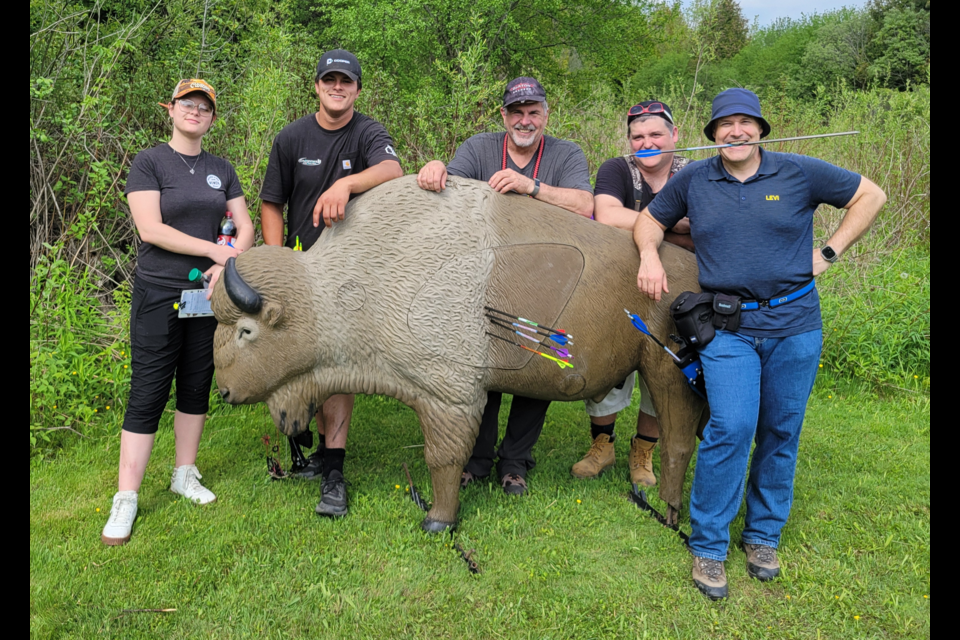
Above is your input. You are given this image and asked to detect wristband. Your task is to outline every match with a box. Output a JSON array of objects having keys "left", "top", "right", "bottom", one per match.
[{"left": 530, "top": 178, "right": 541, "bottom": 198}]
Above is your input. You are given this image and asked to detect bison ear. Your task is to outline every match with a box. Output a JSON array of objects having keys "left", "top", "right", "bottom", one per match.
[{"left": 261, "top": 301, "right": 284, "bottom": 328}]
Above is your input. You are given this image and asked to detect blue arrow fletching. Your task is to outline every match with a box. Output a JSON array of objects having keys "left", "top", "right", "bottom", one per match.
[
  {"left": 625, "top": 309, "right": 651, "bottom": 336},
  {"left": 549, "top": 333, "right": 570, "bottom": 346},
  {"left": 634, "top": 149, "right": 663, "bottom": 158}
]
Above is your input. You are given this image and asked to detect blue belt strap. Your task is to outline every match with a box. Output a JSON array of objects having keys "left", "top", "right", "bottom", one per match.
[{"left": 740, "top": 279, "right": 816, "bottom": 311}]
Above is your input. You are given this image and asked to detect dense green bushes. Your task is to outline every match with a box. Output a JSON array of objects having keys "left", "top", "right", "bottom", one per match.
[{"left": 29, "top": 0, "right": 930, "bottom": 453}]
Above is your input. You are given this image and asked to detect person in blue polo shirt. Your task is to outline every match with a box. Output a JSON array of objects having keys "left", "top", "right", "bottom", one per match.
[{"left": 633, "top": 88, "right": 886, "bottom": 600}]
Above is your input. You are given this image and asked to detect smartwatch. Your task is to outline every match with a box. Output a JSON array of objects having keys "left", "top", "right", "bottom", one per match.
[
  {"left": 530, "top": 178, "right": 541, "bottom": 198},
  {"left": 820, "top": 246, "right": 839, "bottom": 263}
]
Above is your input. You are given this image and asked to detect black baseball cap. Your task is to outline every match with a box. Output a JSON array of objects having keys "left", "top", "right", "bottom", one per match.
[
  {"left": 316, "top": 49, "right": 361, "bottom": 84},
  {"left": 503, "top": 77, "right": 547, "bottom": 107}
]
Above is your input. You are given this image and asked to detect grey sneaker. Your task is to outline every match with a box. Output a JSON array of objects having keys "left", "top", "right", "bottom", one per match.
[
  {"left": 101, "top": 490, "right": 138, "bottom": 546},
  {"left": 290, "top": 448, "right": 325, "bottom": 480},
  {"left": 692, "top": 555, "right": 728, "bottom": 600},
  {"left": 170, "top": 464, "right": 217, "bottom": 504},
  {"left": 501, "top": 473, "right": 527, "bottom": 496},
  {"left": 742, "top": 542, "right": 780, "bottom": 581},
  {"left": 315, "top": 470, "right": 348, "bottom": 517}
]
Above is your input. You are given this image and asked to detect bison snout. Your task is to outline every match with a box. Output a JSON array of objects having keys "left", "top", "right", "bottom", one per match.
[{"left": 219, "top": 387, "right": 236, "bottom": 404}]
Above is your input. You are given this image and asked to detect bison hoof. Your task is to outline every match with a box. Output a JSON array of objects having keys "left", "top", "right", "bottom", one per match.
[{"left": 421, "top": 517, "right": 457, "bottom": 534}]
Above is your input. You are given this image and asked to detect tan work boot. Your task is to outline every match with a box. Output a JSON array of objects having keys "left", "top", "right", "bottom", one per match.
[
  {"left": 692, "top": 555, "right": 728, "bottom": 600},
  {"left": 629, "top": 437, "right": 657, "bottom": 487},
  {"left": 741, "top": 542, "right": 781, "bottom": 581},
  {"left": 571, "top": 434, "right": 615, "bottom": 478}
]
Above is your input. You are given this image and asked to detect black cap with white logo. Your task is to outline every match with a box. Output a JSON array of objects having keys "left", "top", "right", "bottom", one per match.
[
  {"left": 316, "top": 49, "right": 362, "bottom": 84},
  {"left": 503, "top": 77, "right": 547, "bottom": 107}
]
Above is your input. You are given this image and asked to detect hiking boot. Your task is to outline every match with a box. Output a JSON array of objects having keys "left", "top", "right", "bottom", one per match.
[
  {"left": 460, "top": 470, "right": 487, "bottom": 489},
  {"left": 571, "top": 434, "right": 615, "bottom": 479},
  {"left": 692, "top": 555, "right": 728, "bottom": 600},
  {"left": 742, "top": 542, "right": 781, "bottom": 581},
  {"left": 290, "top": 448, "right": 324, "bottom": 480},
  {"left": 629, "top": 437, "right": 657, "bottom": 487},
  {"left": 101, "top": 490, "right": 138, "bottom": 546},
  {"left": 501, "top": 473, "right": 527, "bottom": 496},
  {"left": 170, "top": 464, "right": 217, "bottom": 504},
  {"left": 316, "top": 470, "right": 349, "bottom": 517}
]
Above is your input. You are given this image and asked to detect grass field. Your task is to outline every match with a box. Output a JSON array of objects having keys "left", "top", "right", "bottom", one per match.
[{"left": 30, "top": 387, "right": 929, "bottom": 639}]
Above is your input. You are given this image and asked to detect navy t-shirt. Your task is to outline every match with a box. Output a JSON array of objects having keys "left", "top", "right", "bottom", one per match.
[
  {"left": 260, "top": 112, "right": 400, "bottom": 250},
  {"left": 125, "top": 143, "right": 244, "bottom": 289},
  {"left": 648, "top": 150, "right": 861, "bottom": 337}
]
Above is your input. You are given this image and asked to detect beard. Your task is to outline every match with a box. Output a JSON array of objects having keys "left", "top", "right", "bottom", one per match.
[{"left": 508, "top": 126, "right": 540, "bottom": 148}]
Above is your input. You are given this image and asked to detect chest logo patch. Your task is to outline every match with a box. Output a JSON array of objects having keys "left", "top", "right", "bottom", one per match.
[
  {"left": 766, "top": 195, "right": 780, "bottom": 201},
  {"left": 298, "top": 158, "right": 322, "bottom": 166},
  {"left": 206, "top": 174, "right": 222, "bottom": 189},
  {"left": 342, "top": 159, "right": 352, "bottom": 170}
]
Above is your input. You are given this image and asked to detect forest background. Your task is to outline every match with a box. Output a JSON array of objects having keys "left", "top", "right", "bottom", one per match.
[{"left": 29, "top": 0, "right": 929, "bottom": 453}]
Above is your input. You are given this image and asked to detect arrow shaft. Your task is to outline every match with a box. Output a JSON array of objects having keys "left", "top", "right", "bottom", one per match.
[{"left": 636, "top": 131, "right": 859, "bottom": 157}]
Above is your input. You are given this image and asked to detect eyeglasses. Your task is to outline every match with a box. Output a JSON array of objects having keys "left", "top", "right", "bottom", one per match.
[
  {"left": 627, "top": 102, "right": 673, "bottom": 124},
  {"left": 176, "top": 99, "right": 214, "bottom": 116}
]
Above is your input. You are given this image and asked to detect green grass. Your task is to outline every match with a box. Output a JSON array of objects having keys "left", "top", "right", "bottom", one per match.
[{"left": 30, "top": 391, "right": 929, "bottom": 639}]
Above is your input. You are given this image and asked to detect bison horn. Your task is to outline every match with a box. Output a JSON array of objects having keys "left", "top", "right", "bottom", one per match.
[{"left": 224, "top": 257, "right": 263, "bottom": 314}]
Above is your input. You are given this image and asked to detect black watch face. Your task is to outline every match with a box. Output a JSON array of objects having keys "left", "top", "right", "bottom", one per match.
[{"left": 821, "top": 246, "right": 837, "bottom": 261}]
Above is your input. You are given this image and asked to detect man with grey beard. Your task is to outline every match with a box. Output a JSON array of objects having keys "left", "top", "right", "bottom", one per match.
[{"left": 417, "top": 76, "right": 594, "bottom": 496}]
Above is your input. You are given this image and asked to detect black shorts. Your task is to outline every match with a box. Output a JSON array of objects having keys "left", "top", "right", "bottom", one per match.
[{"left": 121, "top": 277, "right": 217, "bottom": 435}]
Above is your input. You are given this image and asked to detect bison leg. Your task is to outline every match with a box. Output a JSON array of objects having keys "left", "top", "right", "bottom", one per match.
[{"left": 415, "top": 399, "right": 483, "bottom": 533}]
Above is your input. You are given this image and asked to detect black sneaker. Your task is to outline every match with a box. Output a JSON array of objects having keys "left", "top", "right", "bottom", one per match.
[
  {"left": 315, "top": 470, "right": 349, "bottom": 517},
  {"left": 290, "top": 449, "right": 324, "bottom": 480}
]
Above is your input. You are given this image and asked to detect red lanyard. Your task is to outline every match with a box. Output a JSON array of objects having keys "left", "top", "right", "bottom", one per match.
[{"left": 502, "top": 134, "right": 545, "bottom": 183}]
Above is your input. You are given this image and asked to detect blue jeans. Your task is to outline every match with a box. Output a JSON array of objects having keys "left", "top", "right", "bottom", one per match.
[{"left": 688, "top": 329, "right": 822, "bottom": 561}]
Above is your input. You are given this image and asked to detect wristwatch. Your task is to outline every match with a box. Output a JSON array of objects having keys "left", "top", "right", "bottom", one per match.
[
  {"left": 820, "top": 245, "right": 839, "bottom": 263},
  {"left": 530, "top": 178, "right": 541, "bottom": 198}
]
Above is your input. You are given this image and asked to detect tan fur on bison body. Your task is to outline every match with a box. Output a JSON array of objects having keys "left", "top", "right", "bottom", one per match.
[{"left": 211, "top": 175, "right": 705, "bottom": 529}]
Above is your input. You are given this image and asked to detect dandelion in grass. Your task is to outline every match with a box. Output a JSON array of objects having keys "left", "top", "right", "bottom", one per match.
[
  {"left": 828, "top": 395, "right": 833, "bottom": 399},
  {"left": 106, "top": 406, "right": 110, "bottom": 410},
  {"left": 854, "top": 615, "right": 860, "bottom": 620},
  {"left": 576, "top": 499, "right": 581, "bottom": 504},
  {"left": 914, "top": 375, "right": 919, "bottom": 379},
  {"left": 395, "top": 484, "right": 400, "bottom": 489},
  {"left": 124, "top": 365, "right": 128, "bottom": 369},
  {"left": 819, "top": 364, "right": 823, "bottom": 368},
  {"left": 786, "top": 595, "right": 791, "bottom": 600},
  {"left": 96, "top": 508, "right": 100, "bottom": 512},
  {"left": 94, "top": 409, "right": 98, "bottom": 413}
]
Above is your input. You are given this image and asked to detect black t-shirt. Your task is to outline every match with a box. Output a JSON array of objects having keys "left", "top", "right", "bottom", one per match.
[
  {"left": 259, "top": 112, "right": 400, "bottom": 250},
  {"left": 594, "top": 155, "right": 690, "bottom": 213},
  {"left": 124, "top": 143, "right": 244, "bottom": 289}
]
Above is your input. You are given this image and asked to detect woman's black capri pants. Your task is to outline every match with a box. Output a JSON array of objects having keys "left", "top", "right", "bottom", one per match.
[{"left": 121, "top": 277, "right": 217, "bottom": 434}]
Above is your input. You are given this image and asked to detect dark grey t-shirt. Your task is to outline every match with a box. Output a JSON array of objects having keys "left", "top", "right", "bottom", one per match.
[
  {"left": 446, "top": 132, "right": 593, "bottom": 193},
  {"left": 260, "top": 112, "right": 400, "bottom": 250},
  {"left": 125, "top": 143, "right": 243, "bottom": 289}
]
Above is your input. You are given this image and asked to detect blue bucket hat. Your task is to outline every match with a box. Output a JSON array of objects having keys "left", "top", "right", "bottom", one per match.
[{"left": 703, "top": 88, "right": 771, "bottom": 142}]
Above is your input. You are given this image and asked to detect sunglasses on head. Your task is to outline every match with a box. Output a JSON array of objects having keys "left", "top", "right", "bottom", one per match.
[{"left": 627, "top": 102, "right": 673, "bottom": 124}]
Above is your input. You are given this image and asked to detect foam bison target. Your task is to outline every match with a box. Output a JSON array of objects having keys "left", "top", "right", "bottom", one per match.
[{"left": 211, "top": 176, "right": 707, "bottom": 532}]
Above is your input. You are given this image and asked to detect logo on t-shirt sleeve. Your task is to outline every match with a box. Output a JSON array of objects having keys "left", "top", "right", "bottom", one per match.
[
  {"left": 206, "top": 174, "right": 222, "bottom": 189},
  {"left": 385, "top": 145, "right": 397, "bottom": 157}
]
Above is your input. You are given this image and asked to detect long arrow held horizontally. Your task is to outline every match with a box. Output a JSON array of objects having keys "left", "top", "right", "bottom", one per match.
[{"left": 634, "top": 131, "right": 859, "bottom": 159}]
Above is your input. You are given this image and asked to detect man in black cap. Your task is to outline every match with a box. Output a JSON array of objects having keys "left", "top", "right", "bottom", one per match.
[
  {"left": 634, "top": 88, "right": 886, "bottom": 600},
  {"left": 417, "top": 76, "right": 594, "bottom": 496},
  {"left": 260, "top": 49, "right": 403, "bottom": 517},
  {"left": 571, "top": 100, "right": 694, "bottom": 487}
]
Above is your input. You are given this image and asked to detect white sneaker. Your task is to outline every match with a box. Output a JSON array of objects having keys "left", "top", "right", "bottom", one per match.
[
  {"left": 101, "top": 490, "right": 138, "bottom": 546},
  {"left": 170, "top": 464, "right": 217, "bottom": 504}
]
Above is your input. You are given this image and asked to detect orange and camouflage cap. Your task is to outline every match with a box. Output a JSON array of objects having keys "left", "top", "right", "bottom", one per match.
[{"left": 159, "top": 79, "right": 217, "bottom": 112}]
